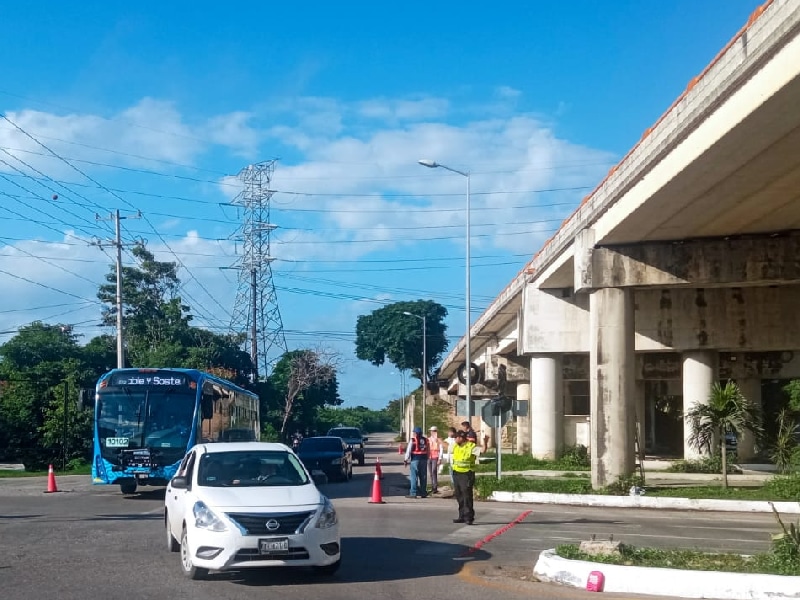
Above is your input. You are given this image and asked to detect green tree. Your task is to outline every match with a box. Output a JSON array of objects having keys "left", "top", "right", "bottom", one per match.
[
  {"left": 686, "top": 380, "right": 763, "bottom": 488},
  {"left": 266, "top": 349, "right": 341, "bottom": 437},
  {"left": 0, "top": 322, "right": 95, "bottom": 469},
  {"left": 97, "top": 243, "right": 253, "bottom": 379},
  {"left": 97, "top": 243, "right": 191, "bottom": 367},
  {"left": 355, "top": 300, "right": 448, "bottom": 385}
]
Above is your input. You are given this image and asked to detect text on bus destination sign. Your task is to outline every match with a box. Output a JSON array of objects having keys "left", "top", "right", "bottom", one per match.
[{"left": 112, "top": 375, "right": 187, "bottom": 386}]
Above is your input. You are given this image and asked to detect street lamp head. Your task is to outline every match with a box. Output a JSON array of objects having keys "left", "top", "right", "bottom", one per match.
[{"left": 418, "top": 159, "right": 438, "bottom": 168}]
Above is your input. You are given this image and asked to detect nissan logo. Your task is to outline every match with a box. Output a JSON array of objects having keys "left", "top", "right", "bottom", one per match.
[{"left": 266, "top": 519, "right": 280, "bottom": 531}]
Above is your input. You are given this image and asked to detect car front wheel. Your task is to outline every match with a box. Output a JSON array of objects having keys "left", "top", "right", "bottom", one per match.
[{"left": 180, "top": 526, "right": 209, "bottom": 580}]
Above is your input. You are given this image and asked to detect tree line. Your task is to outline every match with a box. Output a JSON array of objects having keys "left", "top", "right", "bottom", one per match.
[{"left": 0, "top": 243, "right": 400, "bottom": 470}]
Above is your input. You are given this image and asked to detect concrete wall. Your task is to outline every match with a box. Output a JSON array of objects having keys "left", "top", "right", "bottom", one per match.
[
  {"left": 521, "top": 286, "right": 590, "bottom": 353},
  {"left": 522, "top": 284, "right": 800, "bottom": 355},
  {"left": 636, "top": 285, "right": 800, "bottom": 352}
]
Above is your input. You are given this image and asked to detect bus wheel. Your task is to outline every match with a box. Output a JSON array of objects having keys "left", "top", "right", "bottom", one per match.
[{"left": 120, "top": 480, "right": 137, "bottom": 495}]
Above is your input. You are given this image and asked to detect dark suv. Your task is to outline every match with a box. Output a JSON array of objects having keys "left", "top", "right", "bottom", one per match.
[{"left": 326, "top": 427, "right": 367, "bottom": 465}]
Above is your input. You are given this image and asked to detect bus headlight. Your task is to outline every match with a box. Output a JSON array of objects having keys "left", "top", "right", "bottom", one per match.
[{"left": 193, "top": 501, "right": 227, "bottom": 532}]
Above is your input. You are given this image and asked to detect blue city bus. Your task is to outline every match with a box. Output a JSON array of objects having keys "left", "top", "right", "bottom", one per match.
[{"left": 89, "top": 368, "right": 260, "bottom": 494}]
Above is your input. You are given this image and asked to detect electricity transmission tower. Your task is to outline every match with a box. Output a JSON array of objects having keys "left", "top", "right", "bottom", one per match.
[{"left": 228, "top": 160, "right": 287, "bottom": 381}]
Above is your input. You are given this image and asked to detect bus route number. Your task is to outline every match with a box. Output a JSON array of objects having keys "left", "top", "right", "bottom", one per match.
[{"left": 106, "top": 438, "right": 130, "bottom": 448}]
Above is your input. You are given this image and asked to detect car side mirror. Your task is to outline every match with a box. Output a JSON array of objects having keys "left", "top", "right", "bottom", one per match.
[
  {"left": 362, "top": 437, "right": 368, "bottom": 443},
  {"left": 170, "top": 476, "right": 188, "bottom": 489},
  {"left": 312, "top": 472, "right": 328, "bottom": 486}
]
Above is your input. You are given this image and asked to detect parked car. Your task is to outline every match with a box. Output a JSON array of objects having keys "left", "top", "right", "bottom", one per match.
[
  {"left": 296, "top": 436, "right": 353, "bottom": 482},
  {"left": 164, "top": 442, "right": 340, "bottom": 580},
  {"left": 326, "top": 426, "right": 368, "bottom": 465}
]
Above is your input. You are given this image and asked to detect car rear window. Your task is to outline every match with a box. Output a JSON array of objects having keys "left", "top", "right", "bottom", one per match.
[
  {"left": 300, "top": 437, "right": 342, "bottom": 451},
  {"left": 328, "top": 428, "right": 360, "bottom": 438}
]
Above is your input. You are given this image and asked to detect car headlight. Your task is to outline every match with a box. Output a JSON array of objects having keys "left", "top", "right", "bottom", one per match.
[
  {"left": 193, "top": 501, "right": 227, "bottom": 532},
  {"left": 331, "top": 458, "right": 342, "bottom": 465},
  {"left": 316, "top": 496, "right": 338, "bottom": 529}
]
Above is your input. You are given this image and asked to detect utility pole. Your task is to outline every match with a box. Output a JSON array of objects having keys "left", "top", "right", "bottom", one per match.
[
  {"left": 227, "top": 160, "right": 287, "bottom": 382},
  {"left": 92, "top": 210, "right": 141, "bottom": 369}
]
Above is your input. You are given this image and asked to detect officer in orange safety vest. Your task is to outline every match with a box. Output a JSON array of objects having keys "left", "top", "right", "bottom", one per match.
[{"left": 403, "top": 426, "right": 429, "bottom": 498}]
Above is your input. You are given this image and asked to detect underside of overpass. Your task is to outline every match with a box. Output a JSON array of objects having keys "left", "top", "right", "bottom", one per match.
[{"left": 434, "top": 0, "right": 800, "bottom": 487}]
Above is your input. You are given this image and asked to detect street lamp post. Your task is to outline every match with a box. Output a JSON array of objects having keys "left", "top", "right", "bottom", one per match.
[
  {"left": 400, "top": 369, "right": 407, "bottom": 442},
  {"left": 403, "top": 311, "right": 427, "bottom": 432},
  {"left": 417, "top": 159, "right": 472, "bottom": 422}
]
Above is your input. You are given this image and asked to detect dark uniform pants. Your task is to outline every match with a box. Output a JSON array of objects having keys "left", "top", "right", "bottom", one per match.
[{"left": 452, "top": 470, "right": 475, "bottom": 521}]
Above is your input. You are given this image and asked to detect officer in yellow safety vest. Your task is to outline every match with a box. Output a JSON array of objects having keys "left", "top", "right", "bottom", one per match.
[{"left": 450, "top": 429, "right": 477, "bottom": 525}]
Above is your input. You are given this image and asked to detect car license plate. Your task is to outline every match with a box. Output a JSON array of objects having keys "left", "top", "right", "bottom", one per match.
[{"left": 259, "top": 537, "right": 289, "bottom": 554}]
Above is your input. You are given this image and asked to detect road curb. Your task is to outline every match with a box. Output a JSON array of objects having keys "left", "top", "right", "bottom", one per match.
[
  {"left": 533, "top": 548, "right": 800, "bottom": 599},
  {"left": 489, "top": 491, "right": 800, "bottom": 513}
]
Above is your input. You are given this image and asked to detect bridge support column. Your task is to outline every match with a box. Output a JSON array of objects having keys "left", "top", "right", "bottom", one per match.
[
  {"left": 516, "top": 381, "right": 531, "bottom": 455},
  {"left": 682, "top": 351, "right": 718, "bottom": 460},
  {"left": 590, "top": 287, "right": 635, "bottom": 488},
  {"left": 530, "top": 355, "right": 563, "bottom": 460},
  {"left": 736, "top": 378, "right": 761, "bottom": 461}
]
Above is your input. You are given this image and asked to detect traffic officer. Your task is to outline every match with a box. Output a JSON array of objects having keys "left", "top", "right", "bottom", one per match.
[
  {"left": 451, "top": 429, "right": 477, "bottom": 524},
  {"left": 404, "top": 426, "right": 430, "bottom": 498}
]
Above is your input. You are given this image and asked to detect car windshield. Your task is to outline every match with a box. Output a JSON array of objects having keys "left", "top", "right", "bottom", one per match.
[
  {"left": 197, "top": 450, "right": 309, "bottom": 487},
  {"left": 299, "top": 438, "right": 342, "bottom": 452},
  {"left": 328, "top": 428, "right": 360, "bottom": 438}
]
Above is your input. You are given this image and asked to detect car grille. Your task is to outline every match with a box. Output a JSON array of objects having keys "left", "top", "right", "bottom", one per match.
[
  {"left": 226, "top": 511, "right": 315, "bottom": 535},
  {"left": 233, "top": 547, "right": 310, "bottom": 561}
]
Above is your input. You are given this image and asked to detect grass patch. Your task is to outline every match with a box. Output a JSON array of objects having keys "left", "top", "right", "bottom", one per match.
[
  {"left": 556, "top": 540, "right": 800, "bottom": 577},
  {"left": 476, "top": 475, "right": 593, "bottom": 498},
  {"left": 479, "top": 473, "right": 800, "bottom": 501},
  {"left": 0, "top": 464, "right": 91, "bottom": 478},
  {"left": 475, "top": 447, "right": 590, "bottom": 473}
]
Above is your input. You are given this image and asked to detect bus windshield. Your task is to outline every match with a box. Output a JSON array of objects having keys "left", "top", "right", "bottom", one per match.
[{"left": 97, "top": 386, "right": 196, "bottom": 465}]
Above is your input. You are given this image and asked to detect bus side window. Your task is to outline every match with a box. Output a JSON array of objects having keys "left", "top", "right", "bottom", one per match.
[{"left": 201, "top": 394, "right": 214, "bottom": 421}]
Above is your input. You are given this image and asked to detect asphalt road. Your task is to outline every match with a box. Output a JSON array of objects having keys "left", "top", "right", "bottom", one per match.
[{"left": 0, "top": 433, "right": 780, "bottom": 600}]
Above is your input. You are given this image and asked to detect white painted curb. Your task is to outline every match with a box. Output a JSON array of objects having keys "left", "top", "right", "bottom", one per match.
[
  {"left": 533, "top": 548, "right": 800, "bottom": 600},
  {"left": 489, "top": 491, "right": 800, "bottom": 514}
]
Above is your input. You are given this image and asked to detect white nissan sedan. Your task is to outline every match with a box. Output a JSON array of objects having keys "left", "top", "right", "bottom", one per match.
[{"left": 164, "top": 442, "right": 341, "bottom": 579}]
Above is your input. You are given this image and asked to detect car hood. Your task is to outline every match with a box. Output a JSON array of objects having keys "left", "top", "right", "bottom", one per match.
[{"left": 197, "top": 484, "right": 323, "bottom": 511}]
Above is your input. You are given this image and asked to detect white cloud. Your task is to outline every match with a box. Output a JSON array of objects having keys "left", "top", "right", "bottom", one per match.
[
  {"left": 206, "top": 111, "right": 260, "bottom": 158},
  {"left": 0, "top": 89, "right": 618, "bottom": 408},
  {"left": 357, "top": 97, "right": 449, "bottom": 121}
]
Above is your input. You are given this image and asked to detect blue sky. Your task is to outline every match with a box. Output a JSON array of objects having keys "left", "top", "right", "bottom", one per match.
[{"left": 0, "top": 1, "right": 761, "bottom": 408}]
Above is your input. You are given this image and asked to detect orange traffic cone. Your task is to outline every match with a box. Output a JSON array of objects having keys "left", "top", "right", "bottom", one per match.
[
  {"left": 397, "top": 443, "right": 405, "bottom": 455},
  {"left": 44, "top": 464, "right": 59, "bottom": 493},
  {"left": 368, "top": 465, "right": 385, "bottom": 504},
  {"left": 375, "top": 457, "right": 383, "bottom": 480}
]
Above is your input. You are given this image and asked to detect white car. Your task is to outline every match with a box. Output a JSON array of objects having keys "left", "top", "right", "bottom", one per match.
[{"left": 164, "top": 441, "right": 341, "bottom": 579}]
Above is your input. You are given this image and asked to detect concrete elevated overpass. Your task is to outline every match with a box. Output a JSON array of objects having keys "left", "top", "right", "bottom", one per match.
[{"left": 435, "top": 0, "right": 800, "bottom": 487}]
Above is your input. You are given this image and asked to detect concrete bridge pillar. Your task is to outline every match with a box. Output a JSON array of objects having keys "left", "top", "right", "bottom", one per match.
[
  {"left": 516, "top": 381, "right": 531, "bottom": 455},
  {"left": 735, "top": 378, "right": 762, "bottom": 461},
  {"left": 682, "top": 351, "right": 718, "bottom": 460},
  {"left": 590, "top": 287, "right": 636, "bottom": 488},
  {"left": 530, "top": 355, "right": 563, "bottom": 460}
]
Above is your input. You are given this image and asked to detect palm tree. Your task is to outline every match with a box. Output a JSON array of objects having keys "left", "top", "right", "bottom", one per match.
[{"left": 686, "top": 380, "right": 763, "bottom": 488}]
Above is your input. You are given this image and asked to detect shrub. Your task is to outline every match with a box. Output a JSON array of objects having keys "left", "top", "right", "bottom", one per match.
[
  {"left": 602, "top": 473, "right": 644, "bottom": 496},
  {"left": 764, "top": 475, "right": 800, "bottom": 500},
  {"left": 770, "top": 409, "right": 800, "bottom": 474},
  {"left": 667, "top": 454, "right": 741, "bottom": 474},
  {"left": 557, "top": 444, "right": 590, "bottom": 469}
]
